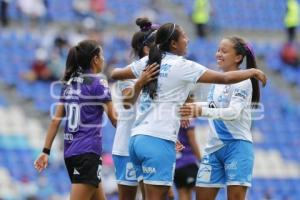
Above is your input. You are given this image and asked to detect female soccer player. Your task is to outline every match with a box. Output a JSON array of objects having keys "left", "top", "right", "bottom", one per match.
[
  {"left": 179, "top": 36, "right": 262, "bottom": 200},
  {"left": 34, "top": 40, "right": 117, "bottom": 200},
  {"left": 111, "top": 17, "right": 159, "bottom": 200},
  {"left": 111, "top": 23, "right": 267, "bottom": 200}
]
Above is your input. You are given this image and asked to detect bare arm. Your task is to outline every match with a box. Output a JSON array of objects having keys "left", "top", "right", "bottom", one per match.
[
  {"left": 186, "top": 128, "right": 201, "bottom": 160},
  {"left": 198, "top": 69, "right": 267, "bottom": 86},
  {"left": 105, "top": 101, "right": 117, "bottom": 127},
  {"left": 43, "top": 104, "right": 65, "bottom": 149},
  {"left": 110, "top": 66, "right": 136, "bottom": 80},
  {"left": 122, "top": 86, "right": 141, "bottom": 109},
  {"left": 34, "top": 104, "right": 65, "bottom": 172}
]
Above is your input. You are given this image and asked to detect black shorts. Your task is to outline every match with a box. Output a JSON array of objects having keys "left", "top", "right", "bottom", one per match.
[
  {"left": 64, "top": 153, "right": 102, "bottom": 188},
  {"left": 174, "top": 163, "right": 199, "bottom": 189}
]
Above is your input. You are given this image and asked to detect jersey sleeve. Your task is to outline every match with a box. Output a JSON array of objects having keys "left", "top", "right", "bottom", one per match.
[
  {"left": 118, "top": 80, "right": 135, "bottom": 92},
  {"left": 201, "top": 80, "right": 252, "bottom": 120},
  {"left": 130, "top": 57, "right": 148, "bottom": 78},
  {"left": 59, "top": 85, "right": 67, "bottom": 103},
  {"left": 94, "top": 78, "right": 112, "bottom": 102},
  {"left": 180, "top": 60, "right": 208, "bottom": 84},
  {"left": 187, "top": 119, "right": 196, "bottom": 130}
]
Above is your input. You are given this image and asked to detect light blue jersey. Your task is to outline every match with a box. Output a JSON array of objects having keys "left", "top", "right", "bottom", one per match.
[
  {"left": 202, "top": 79, "right": 253, "bottom": 154},
  {"left": 130, "top": 53, "right": 207, "bottom": 142},
  {"left": 129, "top": 53, "right": 207, "bottom": 185},
  {"left": 112, "top": 80, "right": 139, "bottom": 186},
  {"left": 112, "top": 80, "right": 136, "bottom": 156},
  {"left": 197, "top": 79, "right": 255, "bottom": 187}
]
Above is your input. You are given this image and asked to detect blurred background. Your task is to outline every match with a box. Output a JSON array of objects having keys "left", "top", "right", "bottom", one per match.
[{"left": 0, "top": 0, "right": 300, "bottom": 199}]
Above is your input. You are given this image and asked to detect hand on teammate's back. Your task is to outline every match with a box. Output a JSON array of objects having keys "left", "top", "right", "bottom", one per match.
[{"left": 138, "top": 63, "right": 160, "bottom": 86}]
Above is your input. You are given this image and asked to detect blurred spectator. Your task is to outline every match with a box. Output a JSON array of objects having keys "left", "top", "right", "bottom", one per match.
[
  {"left": 21, "top": 48, "right": 56, "bottom": 82},
  {"left": 0, "top": 0, "right": 10, "bottom": 26},
  {"left": 192, "top": 0, "right": 211, "bottom": 38},
  {"left": 73, "top": 0, "right": 112, "bottom": 30},
  {"left": 280, "top": 42, "right": 299, "bottom": 67},
  {"left": 17, "top": 176, "right": 38, "bottom": 199},
  {"left": 90, "top": 0, "right": 106, "bottom": 14},
  {"left": 17, "top": 0, "right": 47, "bottom": 20},
  {"left": 284, "top": 0, "right": 299, "bottom": 42},
  {"left": 43, "top": 0, "right": 51, "bottom": 22},
  {"left": 72, "top": 0, "right": 90, "bottom": 18}
]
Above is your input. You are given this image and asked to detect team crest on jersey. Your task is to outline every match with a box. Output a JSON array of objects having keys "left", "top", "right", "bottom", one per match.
[
  {"left": 99, "top": 79, "right": 108, "bottom": 87},
  {"left": 223, "top": 85, "right": 231, "bottom": 95}
]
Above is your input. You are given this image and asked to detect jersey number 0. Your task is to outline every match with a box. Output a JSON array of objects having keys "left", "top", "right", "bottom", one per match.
[{"left": 67, "top": 103, "right": 80, "bottom": 132}]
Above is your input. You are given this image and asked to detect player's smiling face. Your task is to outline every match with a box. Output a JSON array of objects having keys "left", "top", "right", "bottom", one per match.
[{"left": 216, "top": 38, "right": 242, "bottom": 72}]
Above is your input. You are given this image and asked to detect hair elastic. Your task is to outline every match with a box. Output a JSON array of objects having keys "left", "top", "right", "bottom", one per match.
[
  {"left": 244, "top": 43, "right": 255, "bottom": 57},
  {"left": 143, "top": 30, "right": 157, "bottom": 45}
]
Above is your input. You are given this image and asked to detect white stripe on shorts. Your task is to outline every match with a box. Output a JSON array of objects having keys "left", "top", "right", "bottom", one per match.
[
  {"left": 143, "top": 180, "right": 173, "bottom": 186},
  {"left": 196, "top": 183, "right": 225, "bottom": 188},
  {"left": 116, "top": 180, "right": 139, "bottom": 186},
  {"left": 226, "top": 181, "right": 251, "bottom": 187}
]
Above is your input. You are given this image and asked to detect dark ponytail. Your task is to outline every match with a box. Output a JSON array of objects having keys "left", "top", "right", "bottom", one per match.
[
  {"left": 62, "top": 40, "right": 101, "bottom": 82},
  {"left": 245, "top": 45, "right": 260, "bottom": 108},
  {"left": 131, "top": 17, "right": 158, "bottom": 59},
  {"left": 144, "top": 44, "right": 162, "bottom": 99},
  {"left": 63, "top": 47, "right": 78, "bottom": 81},
  {"left": 145, "top": 23, "right": 180, "bottom": 99},
  {"left": 228, "top": 36, "right": 260, "bottom": 108}
]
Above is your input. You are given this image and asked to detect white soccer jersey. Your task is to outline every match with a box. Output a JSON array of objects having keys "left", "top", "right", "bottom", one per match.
[
  {"left": 112, "top": 80, "right": 137, "bottom": 156},
  {"left": 130, "top": 53, "right": 207, "bottom": 142},
  {"left": 201, "top": 79, "right": 253, "bottom": 154}
]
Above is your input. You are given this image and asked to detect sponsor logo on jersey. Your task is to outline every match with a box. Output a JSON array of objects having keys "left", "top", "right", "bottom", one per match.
[
  {"left": 159, "top": 64, "right": 171, "bottom": 78},
  {"left": 234, "top": 89, "right": 247, "bottom": 99}
]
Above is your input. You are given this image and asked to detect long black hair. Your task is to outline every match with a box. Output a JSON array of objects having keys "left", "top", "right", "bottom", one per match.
[
  {"left": 131, "top": 17, "right": 158, "bottom": 59},
  {"left": 144, "top": 23, "right": 181, "bottom": 99},
  {"left": 63, "top": 40, "right": 101, "bottom": 81},
  {"left": 227, "top": 36, "right": 260, "bottom": 108}
]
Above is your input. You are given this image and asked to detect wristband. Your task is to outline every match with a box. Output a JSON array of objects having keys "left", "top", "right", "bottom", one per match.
[{"left": 42, "top": 148, "right": 50, "bottom": 155}]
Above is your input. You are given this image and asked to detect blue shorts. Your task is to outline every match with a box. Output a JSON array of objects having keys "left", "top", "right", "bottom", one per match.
[
  {"left": 129, "top": 135, "right": 176, "bottom": 186},
  {"left": 196, "top": 140, "right": 254, "bottom": 188},
  {"left": 112, "top": 155, "right": 138, "bottom": 186}
]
